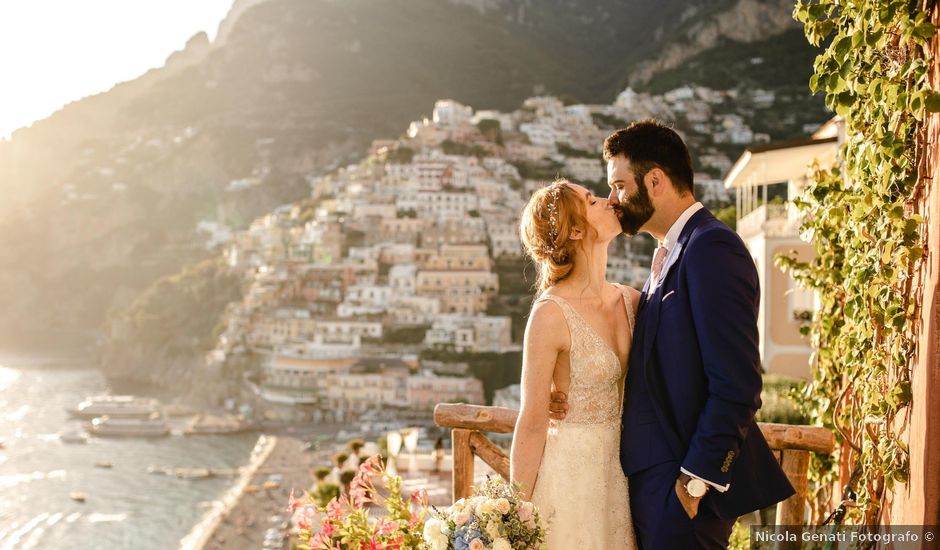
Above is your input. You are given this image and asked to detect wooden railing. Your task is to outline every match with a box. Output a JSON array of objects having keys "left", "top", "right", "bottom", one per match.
[{"left": 434, "top": 403, "right": 834, "bottom": 525}]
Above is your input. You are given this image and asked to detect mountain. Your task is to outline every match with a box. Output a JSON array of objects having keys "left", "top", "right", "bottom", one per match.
[{"left": 0, "top": 0, "right": 819, "bottom": 351}]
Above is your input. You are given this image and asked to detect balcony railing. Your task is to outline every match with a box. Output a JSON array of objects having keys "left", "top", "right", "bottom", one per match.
[
  {"left": 434, "top": 403, "right": 834, "bottom": 527},
  {"left": 737, "top": 203, "right": 796, "bottom": 239}
]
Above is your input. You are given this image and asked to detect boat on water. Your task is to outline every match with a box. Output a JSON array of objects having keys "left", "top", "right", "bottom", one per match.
[
  {"left": 183, "top": 413, "right": 254, "bottom": 435},
  {"left": 86, "top": 415, "right": 170, "bottom": 438},
  {"left": 67, "top": 395, "right": 161, "bottom": 420},
  {"left": 59, "top": 430, "right": 89, "bottom": 444}
]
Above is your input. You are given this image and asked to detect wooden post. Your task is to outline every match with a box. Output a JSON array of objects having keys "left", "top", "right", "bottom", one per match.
[
  {"left": 776, "top": 449, "right": 810, "bottom": 526},
  {"left": 469, "top": 430, "right": 510, "bottom": 480},
  {"left": 452, "top": 428, "right": 475, "bottom": 501}
]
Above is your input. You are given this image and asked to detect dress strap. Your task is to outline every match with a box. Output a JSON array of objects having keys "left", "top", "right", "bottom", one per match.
[
  {"left": 613, "top": 283, "right": 637, "bottom": 334},
  {"left": 535, "top": 293, "right": 575, "bottom": 321}
]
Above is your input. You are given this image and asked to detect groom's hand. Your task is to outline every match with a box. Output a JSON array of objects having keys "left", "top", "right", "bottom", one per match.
[
  {"left": 548, "top": 391, "right": 568, "bottom": 420},
  {"left": 675, "top": 476, "right": 703, "bottom": 520}
]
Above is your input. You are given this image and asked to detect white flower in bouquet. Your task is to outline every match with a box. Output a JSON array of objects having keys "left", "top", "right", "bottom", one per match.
[
  {"left": 492, "top": 538, "right": 512, "bottom": 550},
  {"left": 495, "top": 498, "right": 511, "bottom": 515},
  {"left": 484, "top": 520, "right": 501, "bottom": 540},
  {"left": 424, "top": 517, "right": 449, "bottom": 550},
  {"left": 454, "top": 509, "right": 471, "bottom": 526}
]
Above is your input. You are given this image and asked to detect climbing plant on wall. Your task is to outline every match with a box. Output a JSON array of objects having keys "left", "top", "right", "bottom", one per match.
[{"left": 779, "top": 0, "right": 936, "bottom": 523}]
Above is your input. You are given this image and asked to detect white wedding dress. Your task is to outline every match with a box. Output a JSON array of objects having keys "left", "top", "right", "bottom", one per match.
[{"left": 530, "top": 285, "right": 638, "bottom": 550}]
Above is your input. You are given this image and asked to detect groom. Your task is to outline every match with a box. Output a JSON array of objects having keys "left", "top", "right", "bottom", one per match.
[{"left": 550, "top": 120, "right": 794, "bottom": 548}]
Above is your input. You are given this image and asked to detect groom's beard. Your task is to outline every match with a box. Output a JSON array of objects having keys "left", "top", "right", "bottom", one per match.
[{"left": 614, "top": 183, "right": 655, "bottom": 236}]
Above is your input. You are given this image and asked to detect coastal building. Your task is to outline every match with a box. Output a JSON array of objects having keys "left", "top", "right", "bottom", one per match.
[
  {"left": 326, "top": 358, "right": 412, "bottom": 411},
  {"left": 406, "top": 372, "right": 484, "bottom": 410},
  {"left": 424, "top": 314, "right": 514, "bottom": 353},
  {"left": 414, "top": 191, "right": 479, "bottom": 220},
  {"left": 416, "top": 271, "right": 499, "bottom": 314},
  {"left": 421, "top": 244, "right": 492, "bottom": 271},
  {"left": 487, "top": 222, "right": 523, "bottom": 258},
  {"left": 432, "top": 100, "right": 474, "bottom": 128},
  {"left": 723, "top": 119, "right": 841, "bottom": 379},
  {"left": 563, "top": 157, "right": 604, "bottom": 183},
  {"left": 419, "top": 218, "right": 488, "bottom": 247},
  {"left": 260, "top": 356, "right": 354, "bottom": 405},
  {"left": 493, "top": 384, "right": 521, "bottom": 410}
]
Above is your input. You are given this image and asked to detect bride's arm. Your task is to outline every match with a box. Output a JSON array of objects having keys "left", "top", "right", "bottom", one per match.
[{"left": 510, "top": 300, "right": 567, "bottom": 501}]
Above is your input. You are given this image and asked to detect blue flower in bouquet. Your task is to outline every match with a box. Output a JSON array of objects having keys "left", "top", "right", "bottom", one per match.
[{"left": 453, "top": 526, "right": 485, "bottom": 550}]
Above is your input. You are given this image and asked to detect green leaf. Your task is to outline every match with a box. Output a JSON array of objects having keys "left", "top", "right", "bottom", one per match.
[
  {"left": 913, "top": 22, "right": 936, "bottom": 40},
  {"left": 925, "top": 92, "right": 940, "bottom": 112}
]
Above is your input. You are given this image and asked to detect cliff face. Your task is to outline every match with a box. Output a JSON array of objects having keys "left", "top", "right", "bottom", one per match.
[
  {"left": 0, "top": 0, "right": 816, "bottom": 352},
  {"left": 98, "top": 257, "right": 243, "bottom": 403},
  {"left": 630, "top": 0, "right": 803, "bottom": 85}
]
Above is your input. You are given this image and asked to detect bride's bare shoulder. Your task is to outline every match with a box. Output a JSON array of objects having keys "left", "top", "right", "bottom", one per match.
[{"left": 525, "top": 295, "right": 570, "bottom": 349}]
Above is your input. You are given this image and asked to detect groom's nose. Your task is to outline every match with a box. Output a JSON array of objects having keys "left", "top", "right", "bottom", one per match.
[{"left": 607, "top": 189, "right": 619, "bottom": 205}]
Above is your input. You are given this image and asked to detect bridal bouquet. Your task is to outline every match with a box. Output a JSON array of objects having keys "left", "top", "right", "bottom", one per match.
[{"left": 423, "top": 478, "right": 548, "bottom": 550}]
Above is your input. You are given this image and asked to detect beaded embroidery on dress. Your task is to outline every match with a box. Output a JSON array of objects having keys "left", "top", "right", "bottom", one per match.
[{"left": 530, "top": 284, "right": 637, "bottom": 550}]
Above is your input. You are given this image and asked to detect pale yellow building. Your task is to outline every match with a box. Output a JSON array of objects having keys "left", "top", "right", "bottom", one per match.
[{"left": 723, "top": 119, "right": 841, "bottom": 379}]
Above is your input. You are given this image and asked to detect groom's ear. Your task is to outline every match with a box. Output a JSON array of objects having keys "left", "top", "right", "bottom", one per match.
[{"left": 647, "top": 168, "right": 662, "bottom": 192}]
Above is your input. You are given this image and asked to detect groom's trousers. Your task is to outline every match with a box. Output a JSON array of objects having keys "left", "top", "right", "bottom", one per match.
[{"left": 629, "top": 461, "right": 735, "bottom": 550}]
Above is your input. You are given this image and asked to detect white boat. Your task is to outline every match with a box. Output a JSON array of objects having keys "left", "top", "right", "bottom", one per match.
[
  {"left": 86, "top": 415, "right": 170, "bottom": 438},
  {"left": 67, "top": 395, "right": 161, "bottom": 420},
  {"left": 59, "top": 430, "right": 89, "bottom": 444}
]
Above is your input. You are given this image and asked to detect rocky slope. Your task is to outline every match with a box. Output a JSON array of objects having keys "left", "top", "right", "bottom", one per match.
[{"left": 0, "top": 0, "right": 815, "bottom": 352}]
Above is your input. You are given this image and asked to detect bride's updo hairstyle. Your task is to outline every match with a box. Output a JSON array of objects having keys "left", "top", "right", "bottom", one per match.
[{"left": 519, "top": 179, "right": 590, "bottom": 293}]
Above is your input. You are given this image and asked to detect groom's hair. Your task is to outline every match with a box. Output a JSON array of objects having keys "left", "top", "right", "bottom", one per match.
[{"left": 603, "top": 119, "right": 694, "bottom": 196}]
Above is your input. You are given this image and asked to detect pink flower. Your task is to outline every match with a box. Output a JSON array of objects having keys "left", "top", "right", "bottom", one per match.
[
  {"left": 310, "top": 532, "right": 329, "bottom": 549},
  {"left": 377, "top": 518, "right": 399, "bottom": 536},
  {"left": 469, "top": 539, "right": 485, "bottom": 550},
  {"left": 287, "top": 489, "right": 302, "bottom": 512},
  {"left": 322, "top": 520, "right": 335, "bottom": 538},
  {"left": 327, "top": 498, "right": 343, "bottom": 520},
  {"left": 410, "top": 489, "right": 429, "bottom": 507}
]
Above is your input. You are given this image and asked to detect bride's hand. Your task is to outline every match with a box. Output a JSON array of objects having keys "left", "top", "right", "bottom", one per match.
[{"left": 548, "top": 391, "right": 568, "bottom": 420}]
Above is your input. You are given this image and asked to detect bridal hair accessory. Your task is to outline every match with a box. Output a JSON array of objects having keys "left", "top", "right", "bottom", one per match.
[{"left": 546, "top": 185, "right": 561, "bottom": 251}]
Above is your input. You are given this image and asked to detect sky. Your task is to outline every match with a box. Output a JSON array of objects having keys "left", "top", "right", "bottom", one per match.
[{"left": 0, "top": 1, "right": 235, "bottom": 139}]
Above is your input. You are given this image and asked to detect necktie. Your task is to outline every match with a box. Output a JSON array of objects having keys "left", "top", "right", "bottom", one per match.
[{"left": 651, "top": 245, "right": 669, "bottom": 285}]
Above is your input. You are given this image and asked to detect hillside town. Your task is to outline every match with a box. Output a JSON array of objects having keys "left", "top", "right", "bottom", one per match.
[{"left": 200, "top": 84, "right": 776, "bottom": 421}]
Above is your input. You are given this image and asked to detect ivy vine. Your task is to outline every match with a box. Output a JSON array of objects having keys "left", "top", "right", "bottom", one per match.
[{"left": 778, "top": 0, "right": 936, "bottom": 524}]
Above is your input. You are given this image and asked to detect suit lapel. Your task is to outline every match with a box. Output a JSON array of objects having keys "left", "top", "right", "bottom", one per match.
[{"left": 635, "top": 208, "right": 712, "bottom": 377}]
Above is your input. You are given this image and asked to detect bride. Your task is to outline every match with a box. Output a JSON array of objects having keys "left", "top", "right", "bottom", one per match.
[{"left": 510, "top": 179, "right": 639, "bottom": 549}]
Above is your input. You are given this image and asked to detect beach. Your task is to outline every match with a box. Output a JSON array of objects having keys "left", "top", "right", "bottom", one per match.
[
  {"left": 183, "top": 434, "right": 316, "bottom": 550},
  {"left": 184, "top": 429, "right": 499, "bottom": 550}
]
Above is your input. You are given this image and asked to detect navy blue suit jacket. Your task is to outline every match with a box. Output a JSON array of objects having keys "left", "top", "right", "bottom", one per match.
[{"left": 619, "top": 207, "right": 794, "bottom": 519}]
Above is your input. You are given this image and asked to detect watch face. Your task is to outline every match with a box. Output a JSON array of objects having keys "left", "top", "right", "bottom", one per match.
[{"left": 687, "top": 478, "right": 707, "bottom": 498}]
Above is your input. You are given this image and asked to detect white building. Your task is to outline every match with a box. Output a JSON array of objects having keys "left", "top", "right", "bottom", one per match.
[
  {"left": 723, "top": 119, "right": 840, "bottom": 379},
  {"left": 563, "top": 157, "right": 603, "bottom": 183},
  {"left": 488, "top": 222, "right": 523, "bottom": 258},
  {"left": 389, "top": 264, "right": 418, "bottom": 295},
  {"left": 433, "top": 100, "right": 474, "bottom": 127},
  {"left": 425, "top": 315, "right": 514, "bottom": 353},
  {"left": 406, "top": 372, "right": 485, "bottom": 410},
  {"left": 414, "top": 191, "right": 480, "bottom": 220},
  {"left": 493, "top": 384, "right": 521, "bottom": 410}
]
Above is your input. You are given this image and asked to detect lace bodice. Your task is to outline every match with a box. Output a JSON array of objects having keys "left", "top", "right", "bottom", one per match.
[{"left": 537, "top": 285, "right": 635, "bottom": 425}]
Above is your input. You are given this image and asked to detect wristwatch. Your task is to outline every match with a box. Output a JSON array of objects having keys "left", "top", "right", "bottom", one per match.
[{"left": 681, "top": 474, "right": 708, "bottom": 498}]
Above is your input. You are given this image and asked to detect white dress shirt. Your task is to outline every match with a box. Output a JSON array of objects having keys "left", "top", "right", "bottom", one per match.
[{"left": 648, "top": 201, "right": 704, "bottom": 294}]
